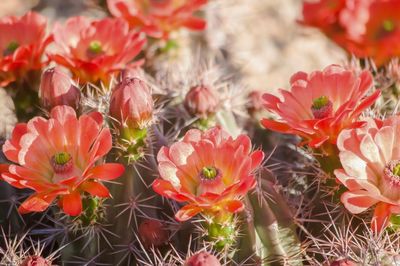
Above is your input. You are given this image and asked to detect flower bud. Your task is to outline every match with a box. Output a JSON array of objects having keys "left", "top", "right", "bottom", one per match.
[
  {"left": 247, "top": 90, "right": 264, "bottom": 116},
  {"left": 184, "top": 85, "right": 219, "bottom": 119},
  {"left": 184, "top": 251, "right": 221, "bottom": 266},
  {"left": 330, "top": 259, "right": 358, "bottom": 266},
  {"left": 39, "top": 67, "right": 80, "bottom": 110},
  {"left": 119, "top": 67, "right": 143, "bottom": 80},
  {"left": 138, "top": 219, "right": 169, "bottom": 249},
  {"left": 20, "top": 255, "right": 51, "bottom": 266},
  {"left": 109, "top": 77, "right": 154, "bottom": 130}
]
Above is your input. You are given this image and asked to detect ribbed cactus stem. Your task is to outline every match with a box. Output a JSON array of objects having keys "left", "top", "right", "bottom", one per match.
[
  {"left": 204, "top": 214, "right": 237, "bottom": 251},
  {"left": 248, "top": 170, "right": 302, "bottom": 265},
  {"left": 119, "top": 127, "right": 148, "bottom": 163},
  {"left": 314, "top": 144, "right": 341, "bottom": 177},
  {"left": 234, "top": 197, "right": 259, "bottom": 263}
]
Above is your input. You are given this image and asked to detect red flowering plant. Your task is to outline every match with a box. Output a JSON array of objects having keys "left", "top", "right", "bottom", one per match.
[
  {"left": 152, "top": 126, "right": 264, "bottom": 222},
  {"left": 48, "top": 16, "right": 146, "bottom": 85},
  {"left": 107, "top": 0, "right": 208, "bottom": 39},
  {"left": 300, "top": 0, "right": 347, "bottom": 39},
  {"left": 0, "top": 11, "right": 52, "bottom": 88},
  {"left": 300, "top": 0, "right": 400, "bottom": 67},
  {"left": 348, "top": 0, "right": 400, "bottom": 67},
  {"left": 1, "top": 105, "right": 124, "bottom": 216},
  {"left": 261, "top": 65, "right": 379, "bottom": 173}
]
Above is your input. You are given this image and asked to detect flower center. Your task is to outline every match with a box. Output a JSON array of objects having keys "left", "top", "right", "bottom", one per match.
[
  {"left": 327, "top": 0, "right": 338, "bottom": 9},
  {"left": 87, "top": 40, "right": 103, "bottom": 58},
  {"left": 311, "top": 96, "right": 333, "bottom": 119},
  {"left": 3, "top": 41, "right": 19, "bottom": 56},
  {"left": 51, "top": 152, "right": 73, "bottom": 174},
  {"left": 200, "top": 166, "right": 219, "bottom": 181},
  {"left": 384, "top": 160, "right": 400, "bottom": 186},
  {"left": 383, "top": 19, "right": 395, "bottom": 32}
]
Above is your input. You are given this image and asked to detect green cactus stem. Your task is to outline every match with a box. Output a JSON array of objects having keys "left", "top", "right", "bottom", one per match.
[{"left": 249, "top": 170, "right": 303, "bottom": 265}]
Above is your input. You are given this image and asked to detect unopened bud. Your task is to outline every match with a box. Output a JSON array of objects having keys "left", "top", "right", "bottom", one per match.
[
  {"left": 39, "top": 67, "right": 80, "bottom": 110},
  {"left": 20, "top": 255, "right": 51, "bottom": 266},
  {"left": 184, "top": 85, "right": 219, "bottom": 119},
  {"left": 184, "top": 251, "right": 221, "bottom": 266},
  {"left": 109, "top": 77, "right": 154, "bottom": 130},
  {"left": 138, "top": 219, "right": 169, "bottom": 249}
]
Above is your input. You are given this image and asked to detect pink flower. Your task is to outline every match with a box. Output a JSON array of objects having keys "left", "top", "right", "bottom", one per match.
[
  {"left": 1, "top": 106, "right": 125, "bottom": 216},
  {"left": 335, "top": 116, "right": 400, "bottom": 232},
  {"left": 48, "top": 17, "right": 146, "bottom": 84},
  {"left": 39, "top": 67, "right": 81, "bottom": 110},
  {"left": 0, "top": 11, "right": 52, "bottom": 87},
  {"left": 109, "top": 77, "right": 154, "bottom": 130},
  {"left": 107, "top": 0, "right": 208, "bottom": 39},
  {"left": 261, "top": 65, "right": 380, "bottom": 154},
  {"left": 152, "top": 126, "right": 264, "bottom": 221}
]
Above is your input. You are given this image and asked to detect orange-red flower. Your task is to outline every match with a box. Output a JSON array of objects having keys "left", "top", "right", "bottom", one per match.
[
  {"left": 300, "top": 0, "right": 400, "bottom": 67},
  {"left": 300, "top": 0, "right": 347, "bottom": 38},
  {"left": 348, "top": 0, "right": 400, "bottom": 66},
  {"left": 0, "top": 11, "right": 52, "bottom": 87},
  {"left": 152, "top": 126, "right": 264, "bottom": 221},
  {"left": 1, "top": 106, "right": 125, "bottom": 216},
  {"left": 48, "top": 17, "right": 146, "bottom": 84},
  {"left": 261, "top": 65, "right": 380, "bottom": 153},
  {"left": 335, "top": 116, "right": 400, "bottom": 232},
  {"left": 107, "top": 0, "right": 207, "bottom": 39}
]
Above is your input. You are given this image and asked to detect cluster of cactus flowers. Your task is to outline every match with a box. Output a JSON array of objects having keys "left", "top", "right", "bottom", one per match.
[{"left": 3, "top": 0, "right": 400, "bottom": 265}]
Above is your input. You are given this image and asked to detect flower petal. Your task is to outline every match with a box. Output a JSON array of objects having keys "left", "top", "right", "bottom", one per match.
[
  {"left": 341, "top": 190, "right": 378, "bottom": 214},
  {"left": 371, "top": 202, "right": 391, "bottom": 233},
  {"left": 81, "top": 181, "right": 110, "bottom": 198},
  {"left": 19, "top": 193, "right": 57, "bottom": 214},
  {"left": 61, "top": 191, "right": 82, "bottom": 216},
  {"left": 175, "top": 204, "right": 202, "bottom": 221},
  {"left": 86, "top": 163, "right": 125, "bottom": 181}
]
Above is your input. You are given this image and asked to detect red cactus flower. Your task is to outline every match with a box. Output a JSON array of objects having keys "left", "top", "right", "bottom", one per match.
[
  {"left": 300, "top": 0, "right": 346, "bottom": 37},
  {"left": 48, "top": 16, "right": 146, "bottom": 85},
  {"left": 261, "top": 64, "right": 380, "bottom": 154},
  {"left": 0, "top": 11, "right": 52, "bottom": 87},
  {"left": 1, "top": 105, "right": 125, "bottom": 216},
  {"left": 109, "top": 77, "right": 154, "bottom": 130},
  {"left": 152, "top": 126, "right": 264, "bottom": 221},
  {"left": 335, "top": 116, "right": 400, "bottom": 232},
  {"left": 348, "top": 0, "right": 400, "bottom": 67},
  {"left": 107, "top": 0, "right": 208, "bottom": 39},
  {"left": 39, "top": 67, "right": 81, "bottom": 110},
  {"left": 300, "top": 0, "right": 400, "bottom": 67}
]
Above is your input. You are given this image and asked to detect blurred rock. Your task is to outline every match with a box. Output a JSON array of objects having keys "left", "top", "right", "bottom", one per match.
[
  {"left": 0, "top": 88, "right": 17, "bottom": 140},
  {"left": 206, "top": 0, "right": 347, "bottom": 93}
]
